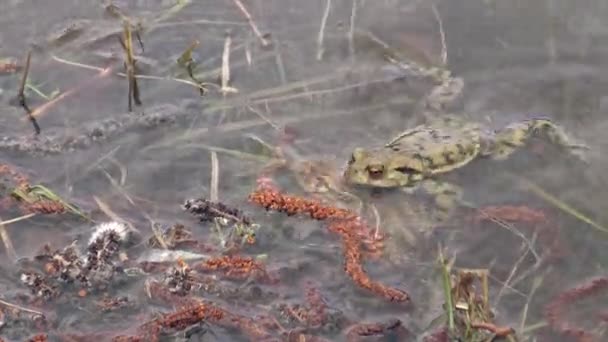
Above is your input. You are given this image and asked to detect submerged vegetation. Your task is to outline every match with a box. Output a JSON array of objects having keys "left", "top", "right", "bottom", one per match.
[{"left": 1, "top": 0, "right": 607, "bottom": 341}]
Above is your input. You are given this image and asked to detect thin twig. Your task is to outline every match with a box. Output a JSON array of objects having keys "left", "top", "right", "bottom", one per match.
[
  {"left": 519, "top": 273, "right": 545, "bottom": 334},
  {"left": 245, "top": 39, "right": 253, "bottom": 66},
  {"left": 439, "top": 247, "right": 455, "bottom": 333},
  {"left": 51, "top": 55, "right": 212, "bottom": 93},
  {"left": 476, "top": 207, "right": 541, "bottom": 261},
  {"left": 154, "top": 19, "right": 248, "bottom": 28},
  {"left": 144, "top": 96, "right": 413, "bottom": 151},
  {"left": 431, "top": 3, "right": 448, "bottom": 66},
  {"left": 27, "top": 67, "right": 112, "bottom": 120},
  {"left": 0, "top": 213, "right": 37, "bottom": 225},
  {"left": 221, "top": 33, "right": 238, "bottom": 94},
  {"left": 370, "top": 203, "right": 382, "bottom": 241},
  {"left": 273, "top": 39, "right": 287, "bottom": 84},
  {"left": 0, "top": 216, "right": 18, "bottom": 261},
  {"left": 246, "top": 105, "right": 281, "bottom": 131},
  {"left": 0, "top": 298, "right": 45, "bottom": 317},
  {"left": 92, "top": 196, "right": 140, "bottom": 236},
  {"left": 17, "top": 50, "right": 31, "bottom": 109},
  {"left": 317, "top": 0, "right": 332, "bottom": 61},
  {"left": 210, "top": 151, "right": 219, "bottom": 202},
  {"left": 121, "top": 20, "right": 142, "bottom": 112},
  {"left": 516, "top": 175, "right": 608, "bottom": 234},
  {"left": 231, "top": 0, "right": 270, "bottom": 47},
  {"left": 17, "top": 50, "right": 40, "bottom": 135},
  {"left": 348, "top": 0, "right": 358, "bottom": 62},
  {"left": 493, "top": 233, "right": 538, "bottom": 307}
]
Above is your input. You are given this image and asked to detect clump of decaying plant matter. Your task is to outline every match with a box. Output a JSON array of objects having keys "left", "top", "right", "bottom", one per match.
[
  {"left": 162, "top": 258, "right": 194, "bottom": 296},
  {"left": 182, "top": 198, "right": 259, "bottom": 247},
  {"left": 432, "top": 255, "right": 515, "bottom": 342},
  {"left": 20, "top": 221, "right": 132, "bottom": 301}
]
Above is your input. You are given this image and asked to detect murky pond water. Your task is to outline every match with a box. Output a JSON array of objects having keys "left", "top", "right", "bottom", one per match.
[{"left": 1, "top": 0, "right": 607, "bottom": 341}]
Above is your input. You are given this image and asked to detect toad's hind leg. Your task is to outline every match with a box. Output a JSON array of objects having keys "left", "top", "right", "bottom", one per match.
[{"left": 485, "top": 119, "right": 589, "bottom": 161}]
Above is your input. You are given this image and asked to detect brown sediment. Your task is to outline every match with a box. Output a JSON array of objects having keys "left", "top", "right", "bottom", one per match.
[
  {"left": 27, "top": 334, "right": 48, "bottom": 342},
  {"left": 345, "top": 318, "right": 408, "bottom": 341},
  {"left": 545, "top": 276, "right": 608, "bottom": 342},
  {"left": 248, "top": 180, "right": 409, "bottom": 303}
]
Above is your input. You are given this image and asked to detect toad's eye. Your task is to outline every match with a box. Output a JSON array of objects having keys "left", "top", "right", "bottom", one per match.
[
  {"left": 394, "top": 166, "right": 420, "bottom": 174},
  {"left": 366, "top": 165, "right": 384, "bottom": 179}
]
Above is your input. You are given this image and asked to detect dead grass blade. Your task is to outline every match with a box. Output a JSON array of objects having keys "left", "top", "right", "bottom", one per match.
[
  {"left": 210, "top": 151, "right": 219, "bottom": 202},
  {"left": 231, "top": 0, "right": 270, "bottom": 47},
  {"left": 0, "top": 216, "right": 18, "bottom": 261},
  {"left": 316, "top": 0, "right": 332, "bottom": 61},
  {"left": 516, "top": 176, "right": 608, "bottom": 234}
]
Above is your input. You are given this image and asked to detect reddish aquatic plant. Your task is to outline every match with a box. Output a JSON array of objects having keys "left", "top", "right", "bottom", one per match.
[
  {"left": 470, "top": 321, "right": 514, "bottom": 337},
  {"left": 472, "top": 205, "right": 568, "bottom": 259},
  {"left": 19, "top": 199, "right": 67, "bottom": 214},
  {"left": 248, "top": 180, "right": 409, "bottom": 302},
  {"left": 1, "top": 163, "right": 72, "bottom": 215},
  {"left": 249, "top": 184, "right": 355, "bottom": 220},
  {"left": 545, "top": 276, "right": 608, "bottom": 342},
  {"left": 143, "top": 280, "right": 279, "bottom": 340},
  {"left": 194, "top": 255, "right": 276, "bottom": 284}
]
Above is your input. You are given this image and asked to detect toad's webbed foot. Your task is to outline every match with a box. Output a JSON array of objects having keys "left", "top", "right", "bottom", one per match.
[
  {"left": 415, "top": 179, "right": 464, "bottom": 221},
  {"left": 484, "top": 118, "right": 589, "bottom": 162}
]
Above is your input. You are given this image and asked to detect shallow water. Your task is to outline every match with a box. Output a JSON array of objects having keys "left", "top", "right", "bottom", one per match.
[{"left": 1, "top": 0, "right": 607, "bottom": 341}]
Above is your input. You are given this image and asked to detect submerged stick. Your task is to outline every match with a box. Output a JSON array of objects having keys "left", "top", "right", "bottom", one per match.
[
  {"left": 17, "top": 50, "right": 40, "bottom": 135},
  {"left": 27, "top": 67, "right": 112, "bottom": 120},
  {"left": 348, "top": 0, "right": 357, "bottom": 61},
  {"left": 231, "top": 0, "right": 270, "bottom": 47},
  {"left": 221, "top": 33, "right": 238, "bottom": 94},
  {"left": 0, "top": 216, "right": 18, "bottom": 261},
  {"left": 516, "top": 176, "right": 608, "bottom": 234},
  {"left": 431, "top": 4, "right": 448, "bottom": 66},
  {"left": 121, "top": 20, "right": 142, "bottom": 112},
  {"left": 438, "top": 248, "right": 455, "bottom": 333},
  {"left": 210, "top": 151, "right": 219, "bottom": 202},
  {"left": 316, "top": 0, "right": 332, "bottom": 61}
]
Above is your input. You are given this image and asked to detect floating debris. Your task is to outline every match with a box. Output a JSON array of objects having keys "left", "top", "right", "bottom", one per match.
[
  {"left": 88, "top": 221, "right": 130, "bottom": 246},
  {"left": 183, "top": 198, "right": 251, "bottom": 225},
  {"left": 136, "top": 249, "right": 211, "bottom": 263},
  {"left": 20, "top": 221, "right": 133, "bottom": 299}
]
